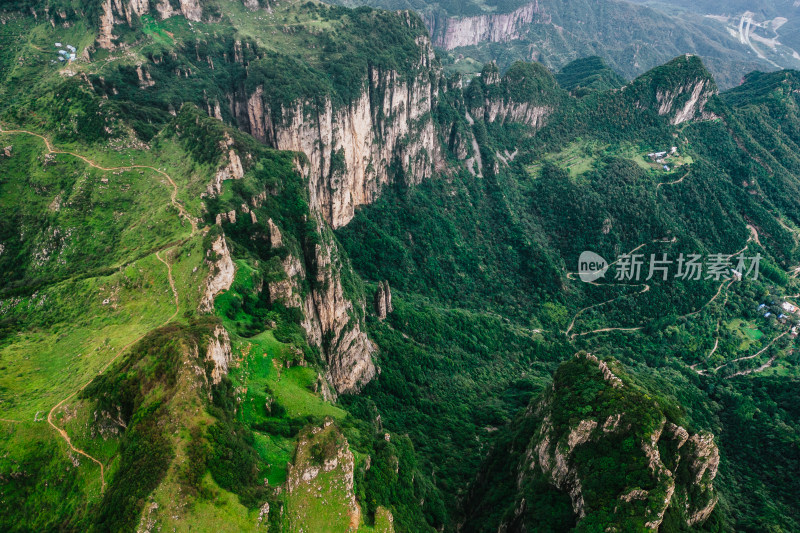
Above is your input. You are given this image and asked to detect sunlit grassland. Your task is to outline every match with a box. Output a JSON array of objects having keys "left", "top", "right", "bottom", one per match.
[
  {"left": 526, "top": 139, "right": 694, "bottom": 181},
  {"left": 1, "top": 252, "right": 179, "bottom": 421}
]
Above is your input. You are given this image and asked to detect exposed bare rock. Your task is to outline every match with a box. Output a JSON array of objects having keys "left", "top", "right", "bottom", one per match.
[
  {"left": 304, "top": 232, "right": 376, "bottom": 393},
  {"left": 285, "top": 422, "right": 361, "bottom": 530},
  {"left": 207, "top": 133, "right": 244, "bottom": 197},
  {"left": 582, "top": 353, "right": 623, "bottom": 388},
  {"left": 374, "top": 280, "right": 393, "bottom": 320},
  {"left": 266, "top": 218, "right": 282, "bottom": 248},
  {"left": 567, "top": 419, "right": 597, "bottom": 452},
  {"left": 205, "top": 325, "right": 232, "bottom": 384},
  {"left": 501, "top": 354, "right": 720, "bottom": 531},
  {"left": 96, "top": 0, "right": 203, "bottom": 50},
  {"left": 238, "top": 32, "right": 440, "bottom": 228},
  {"left": 136, "top": 65, "right": 155, "bottom": 88},
  {"left": 423, "top": 2, "right": 544, "bottom": 50},
  {"left": 657, "top": 77, "right": 717, "bottom": 125},
  {"left": 264, "top": 217, "right": 375, "bottom": 393},
  {"left": 199, "top": 234, "right": 235, "bottom": 312}
]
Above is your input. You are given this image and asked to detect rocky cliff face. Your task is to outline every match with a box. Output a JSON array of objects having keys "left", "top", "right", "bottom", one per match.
[
  {"left": 627, "top": 54, "right": 719, "bottom": 125},
  {"left": 656, "top": 77, "right": 717, "bottom": 125},
  {"left": 469, "top": 353, "right": 720, "bottom": 532},
  {"left": 518, "top": 354, "right": 719, "bottom": 530},
  {"left": 257, "top": 214, "right": 376, "bottom": 394},
  {"left": 423, "top": 2, "right": 544, "bottom": 50},
  {"left": 374, "top": 280, "right": 393, "bottom": 320},
  {"left": 97, "top": 0, "right": 203, "bottom": 49},
  {"left": 205, "top": 324, "right": 233, "bottom": 385},
  {"left": 237, "top": 33, "right": 441, "bottom": 228},
  {"left": 462, "top": 62, "right": 562, "bottom": 140},
  {"left": 199, "top": 233, "right": 235, "bottom": 313}
]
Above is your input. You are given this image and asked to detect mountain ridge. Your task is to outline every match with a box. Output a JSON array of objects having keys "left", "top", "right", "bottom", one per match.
[{"left": 0, "top": 1, "right": 799, "bottom": 531}]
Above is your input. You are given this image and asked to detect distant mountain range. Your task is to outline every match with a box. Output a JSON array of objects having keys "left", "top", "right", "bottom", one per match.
[{"left": 330, "top": 0, "right": 800, "bottom": 88}]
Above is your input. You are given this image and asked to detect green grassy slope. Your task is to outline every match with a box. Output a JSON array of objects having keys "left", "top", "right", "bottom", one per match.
[{"left": 1, "top": 1, "right": 799, "bottom": 532}]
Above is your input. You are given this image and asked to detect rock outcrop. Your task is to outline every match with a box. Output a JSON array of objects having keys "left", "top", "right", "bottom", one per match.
[
  {"left": 97, "top": 0, "right": 203, "bottom": 49},
  {"left": 285, "top": 421, "right": 362, "bottom": 530},
  {"left": 205, "top": 324, "right": 232, "bottom": 384},
  {"left": 482, "top": 353, "right": 720, "bottom": 531},
  {"left": 465, "top": 62, "right": 561, "bottom": 130},
  {"left": 627, "top": 54, "right": 719, "bottom": 125},
  {"left": 423, "top": 2, "right": 544, "bottom": 50},
  {"left": 265, "top": 217, "right": 376, "bottom": 394},
  {"left": 206, "top": 133, "right": 244, "bottom": 197},
  {"left": 657, "top": 77, "right": 717, "bottom": 125},
  {"left": 236, "top": 25, "right": 442, "bottom": 228},
  {"left": 374, "top": 280, "right": 393, "bottom": 320},
  {"left": 199, "top": 233, "right": 235, "bottom": 312}
]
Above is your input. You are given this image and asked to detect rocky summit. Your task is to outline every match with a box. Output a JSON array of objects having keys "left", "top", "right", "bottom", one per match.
[{"left": 1, "top": 0, "right": 799, "bottom": 532}]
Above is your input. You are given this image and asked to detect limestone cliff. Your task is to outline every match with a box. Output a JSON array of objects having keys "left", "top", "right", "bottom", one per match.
[
  {"left": 261, "top": 215, "right": 376, "bottom": 394},
  {"left": 199, "top": 232, "right": 235, "bottom": 313},
  {"left": 97, "top": 0, "right": 203, "bottom": 49},
  {"left": 374, "top": 281, "right": 393, "bottom": 320},
  {"left": 236, "top": 25, "right": 442, "bottom": 228},
  {"left": 523, "top": 354, "right": 718, "bottom": 530},
  {"left": 464, "top": 62, "right": 561, "bottom": 130},
  {"left": 205, "top": 324, "right": 233, "bottom": 385},
  {"left": 656, "top": 77, "right": 717, "bottom": 125},
  {"left": 626, "top": 54, "right": 719, "bottom": 125},
  {"left": 464, "top": 353, "right": 720, "bottom": 532},
  {"left": 423, "top": 2, "right": 544, "bottom": 50},
  {"left": 192, "top": 110, "right": 376, "bottom": 394}
]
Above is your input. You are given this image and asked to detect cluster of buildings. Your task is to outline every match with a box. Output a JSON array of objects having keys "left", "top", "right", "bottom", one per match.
[
  {"left": 647, "top": 146, "right": 678, "bottom": 171},
  {"left": 759, "top": 301, "right": 800, "bottom": 336},
  {"left": 55, "top": 43, "right": 77, "bottom": 62}
]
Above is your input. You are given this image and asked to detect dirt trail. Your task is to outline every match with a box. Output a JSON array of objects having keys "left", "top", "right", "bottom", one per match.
[
  {"left": 715, "top": 330, "right": 789, "bottom": 374},
  {"left": 44, "top": 249, "right": 183, "bottom": 494},
  {"left": 0, "top": 127, "right": 196, "bottom": 231},
  {"left": 565, "top": 238, "right": 673, "bottom": 339},
  {"left": 0, "top": 126, "right": 190, "bottom": 493},
  {"left": 567, "top": 230, "right": 754, "bottom": 340},
  {"left": 656, "top": 169, "right": 691, "bottom": 190},
  {"left": 727, "top": 354, "right": 779, "bottom": 378}
]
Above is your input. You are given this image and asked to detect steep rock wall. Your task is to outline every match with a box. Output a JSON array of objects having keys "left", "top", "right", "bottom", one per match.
[
  {"left": 422, "top": 2, "right": 545, "bottom": 50},
  {"left": 513, "top": 353, "right": 719, "bottom": 531},
  {"left": 236, "top": 35, "right": 442, "bottom": 228},
  {"left": 97, "top": 0, "right": 203, "bottom": 49},
  {"left": 252, "top": 213, "right": 376, "bottom": 394}
]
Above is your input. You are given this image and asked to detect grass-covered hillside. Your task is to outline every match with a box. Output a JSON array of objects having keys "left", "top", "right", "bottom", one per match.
[{"left": 0, "top": 1, "right": 799, "bottom": 532}]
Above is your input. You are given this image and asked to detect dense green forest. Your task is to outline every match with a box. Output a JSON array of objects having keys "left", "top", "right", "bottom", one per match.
[{"left": 0, "top": 1, "right": 798, "bottom": 532}]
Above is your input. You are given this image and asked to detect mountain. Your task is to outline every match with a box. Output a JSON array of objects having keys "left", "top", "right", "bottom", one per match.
[
  {"left": 0, "top": 1, "right": 799, "bottom": 532},
  {"left": 463, "top": 353, "right": 721, "bottom": 532},
  {"left": 555, "top": 56, "right": 627, "bottom": 95},
  {"left": 330, "top": 0, "right": 800, "bottom": 89}
]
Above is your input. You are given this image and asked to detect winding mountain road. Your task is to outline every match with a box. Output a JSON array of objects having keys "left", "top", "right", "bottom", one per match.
[{"left": 0, "top": 125, "right": 192, "bottom": 493}]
